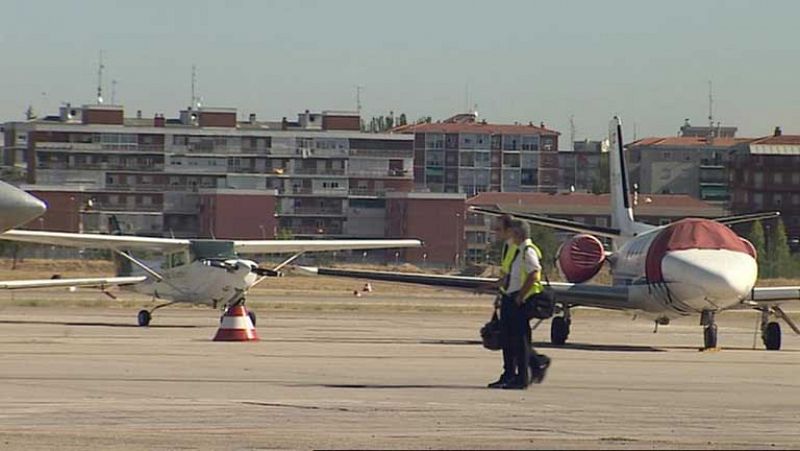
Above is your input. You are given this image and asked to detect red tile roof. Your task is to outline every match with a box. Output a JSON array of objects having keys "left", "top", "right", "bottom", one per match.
[
  {"left": 629, "top": 136, "right": 751, "bottom": 148},
  {"left": 467, "top": 192, "right": 717, "bottom": 210},
  {"left": 750, "top": 135, "right": 800, "bottom": 145},
  {"left": 392, "top": 121, "right": 559, "bottom": 136}
]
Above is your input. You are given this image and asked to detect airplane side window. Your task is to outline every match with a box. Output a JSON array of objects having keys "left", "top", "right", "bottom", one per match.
[{"left": 171, "top": 252, "right": 188, "bottom": 268}]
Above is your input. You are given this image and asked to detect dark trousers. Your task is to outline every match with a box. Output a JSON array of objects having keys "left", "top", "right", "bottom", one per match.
[{"left": 500, "top": 292, "right": 531, "bottom": 386}]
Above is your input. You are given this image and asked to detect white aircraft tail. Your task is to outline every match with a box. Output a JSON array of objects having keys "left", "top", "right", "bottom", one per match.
[{"left": 608, "top": 117, "right": 648, "bottom": 244}]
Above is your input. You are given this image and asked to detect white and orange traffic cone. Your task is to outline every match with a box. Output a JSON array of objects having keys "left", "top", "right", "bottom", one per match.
[{"left": 213, "top": 305, "right": 260, "bottom": 342}]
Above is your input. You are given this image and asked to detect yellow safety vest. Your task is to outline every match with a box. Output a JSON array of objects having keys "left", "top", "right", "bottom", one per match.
[
  {"left": 516, "top": 239, "right": 544, "bottom": 298},
  {"left": 499, "top": 241, "right": 517, "bottom": 294}
]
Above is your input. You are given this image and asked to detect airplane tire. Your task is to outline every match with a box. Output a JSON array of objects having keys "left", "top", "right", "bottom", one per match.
[
  {"left": 703, "top": 324, "right": 717, "bottom": 349},
  {"left": 137, "top": 310, "right": 151, "bottom": 327},
  {"left": 763, "top": 322, "right": 781, "bottom": 351},
  {"left": 550, "top": 316, "right": 570, "bottom": 345},
  {"left": 248, "top": 311, "right": 257, "bottom": 327}
]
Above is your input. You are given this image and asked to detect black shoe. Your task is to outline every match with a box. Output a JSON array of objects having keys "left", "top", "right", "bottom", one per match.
[
  {"left": 530, "top": 354, "right": 551, "bottom": 384},
  {"left": 502, "top": 379, "right": 529, "bottom": 390},
  {"left": 487, "top": 374, "right": 512, "bottom": 389}
]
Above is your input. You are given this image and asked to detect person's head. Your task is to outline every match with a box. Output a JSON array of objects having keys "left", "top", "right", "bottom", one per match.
[
  {"left": 493, "top": 214, "right": 514, "bottom": 241},
  {"left": 510, "top": 219, "right": 530, "bottom": 245}
]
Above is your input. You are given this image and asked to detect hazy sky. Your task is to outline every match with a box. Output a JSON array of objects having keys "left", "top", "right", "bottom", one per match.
[{"left": 1, "top": 0, "right": 798, "bottom": 142}]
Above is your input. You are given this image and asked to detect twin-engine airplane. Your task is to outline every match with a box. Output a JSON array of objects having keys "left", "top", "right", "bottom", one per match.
[{"left": 298, "top": 117, "right": 800, "bottom": 351}]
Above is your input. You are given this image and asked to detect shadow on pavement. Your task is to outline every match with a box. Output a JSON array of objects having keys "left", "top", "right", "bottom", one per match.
[
  {"left": 535, "top": 341, "right": 666, "bottom": 352},
  {"left": 0, "top": 319, "right": 201, "bottom": 329}
]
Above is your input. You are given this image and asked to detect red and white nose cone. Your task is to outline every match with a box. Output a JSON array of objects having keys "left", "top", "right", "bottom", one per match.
[{"left": 661, "top": 249, "right": 756, "bottom": 308}]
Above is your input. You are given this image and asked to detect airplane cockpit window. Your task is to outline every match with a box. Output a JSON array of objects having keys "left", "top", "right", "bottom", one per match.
[
  {"left": 190, "top": 240, "right": 236, "bottom": 260},
  {"left": 162, "top": 251, "right": 189, "bottom": 269}
]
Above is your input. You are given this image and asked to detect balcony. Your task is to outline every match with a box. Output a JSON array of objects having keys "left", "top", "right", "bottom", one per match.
[
  {"left": 36, "top": 142, "right": 164, "bottom": 153},
  {"left": 347, "top": 168, "right": 410, "bottom": 178},
  {"left": 278, "top": 206, "right": 346, "bottom": 217},
  {"left": 290, "top": 226, "right": 345, "bottom": 236},
  {"left": 38, "top": 162, "right": 164, "bottom": 172},
  {"left": 89, "top": 202, "right": 163, "bottom": 212},
  {"left": 292, "top": 167, "right": 346, "bottom": 176},
  {"left": 282, "top": 187, "right": 349, "bottom": 197}
]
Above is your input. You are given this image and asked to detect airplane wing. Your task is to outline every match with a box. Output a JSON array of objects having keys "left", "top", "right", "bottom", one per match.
[
  {"left": 234, "top": 239, "right": 421, "bottom": 254},
  {"left": 0, "top": 276, "right": 146, "bottom": 290},
  {"left": 295, "top": 266, "right": 631, "bottom": 310},
  {"left": 469, "top": 206, "right": 622, "bottom": 239},
  {"left": 1, "top": 230, "right": 189, "bottom": 252},
  {"left": 749, "top": 286, "right": 800, "bottom": 305},
  {"left": 714, "top": 211, "right": 781, "bottom": 226}
]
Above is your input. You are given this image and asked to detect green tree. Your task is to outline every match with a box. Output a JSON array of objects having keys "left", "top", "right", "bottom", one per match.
[
  {"left": 748, "top": 220, "right": 767, "bottom": 278},
  {"left": 276, "top": 228, "right": 294, "bottom": 240},
  {"left": 767, "top": 219, "right": 792, "bottom": 278},
  {"left": 529, "top": 224, "right": 558, "bottom": 275}
]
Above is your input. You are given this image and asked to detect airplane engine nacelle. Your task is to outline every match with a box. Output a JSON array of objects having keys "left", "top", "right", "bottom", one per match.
[{"left": 557, "top": 234, "right": 605, "bottom": 283}]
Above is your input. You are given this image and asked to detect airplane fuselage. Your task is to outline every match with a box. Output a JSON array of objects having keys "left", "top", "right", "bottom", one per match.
[
  {"left": 607, "top": 218, "right": 757, "bottom": 319},
  {"left": 123, "top": 258, "right": 260, "bottom": 307}
]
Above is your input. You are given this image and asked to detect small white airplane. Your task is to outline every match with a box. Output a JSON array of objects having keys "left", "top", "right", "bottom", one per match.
[
  {"left": 297, "top": 117, "right": 800, "bottom": 351},
  {"left": 0, "top": 180, "right": 147, "bottom": 291},
  {"left": 0, "top": 219, "right": 420, "bottom": 326}
]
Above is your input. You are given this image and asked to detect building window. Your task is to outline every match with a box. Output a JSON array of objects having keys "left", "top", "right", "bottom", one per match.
[
  {"left": 774, "top": 173, "right": 784, "bottom": 185},
  {"left": 792, "top": 173, "right": 800, "bottom": 185},
  {"left": 753, "top": 193, "right": 763, "bottom": 207},
  {"left": 754, "top": 172, "right": 764, "bottom": 189},
  {"left": 502, "top": 135, "right": 520, "bottom": 151},
  {"left": 792, "top": 194, "right": 800, "bottom": 205},
  {"left": 521, "top": 135, "right": 539, "bottom": 151}
]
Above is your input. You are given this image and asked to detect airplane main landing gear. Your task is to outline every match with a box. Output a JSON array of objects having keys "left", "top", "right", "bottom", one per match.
[
  {"left": 137, "top": 310, "right": 151, "bottom": 327},
  {"left": 701, "top": 310, "right": 718, "bottom": 349},
  {"left": 137, "top": 301, "right": 176, "bottom": 327},
  {"left": 760, "top": 309, "right": 782, "bottom": 351},
  {"left": 550, "top": 306, "right": 571, "bottom": 345}
]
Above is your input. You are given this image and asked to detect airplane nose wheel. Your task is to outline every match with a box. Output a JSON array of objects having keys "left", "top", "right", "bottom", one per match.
[
  {"left": 550, "top": 316, "right": 570, "bottom": 345},
  {"left": 700, "top": 310, "right": 718, "bottom": 349},
  {"left": 703, "top": 324, "right": 718, "bottom": 349},
  {"left": 137, "top": 310, "right": 151, "bottom": 327}
]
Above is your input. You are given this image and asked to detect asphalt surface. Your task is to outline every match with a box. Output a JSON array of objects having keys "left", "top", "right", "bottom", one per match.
[{"left": 0, "top": 299, "right": 799, "bottom": 450}]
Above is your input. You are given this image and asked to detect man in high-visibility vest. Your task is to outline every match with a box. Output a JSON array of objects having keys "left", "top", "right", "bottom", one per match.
[
  {"left": 486, "top": 214, "right": 517, "bottom": 389},
  {"left": 494, "top": 220, "right": 546, "bottom": 389}
]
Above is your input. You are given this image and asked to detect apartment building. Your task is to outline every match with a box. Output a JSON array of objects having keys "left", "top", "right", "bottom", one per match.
[
  {"left": 393, "top": 112, "right": 560, "bottom": 195},
  {"left": 557, "top": 140, "right": 607, "bottom": 192},
  {"left": 2, "top": 104, "right": 413, "bottom": 238},
  {"left": 729, "top": 132, "right": 800, "bottom": 239}
]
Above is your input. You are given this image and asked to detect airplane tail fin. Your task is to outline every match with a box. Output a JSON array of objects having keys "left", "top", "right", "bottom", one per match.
[{"left": 608, "top": 117, "right": 637, "bottom": 239}]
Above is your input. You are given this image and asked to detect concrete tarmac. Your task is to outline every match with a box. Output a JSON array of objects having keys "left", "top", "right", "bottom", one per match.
[{"left": 0, "top": 300, "right": 799, "bottom": 450}]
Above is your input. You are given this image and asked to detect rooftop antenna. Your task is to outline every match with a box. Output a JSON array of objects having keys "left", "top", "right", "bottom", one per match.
[
  {"left": 569, "top": 114, "right": 577, "bottom": 187},
  {"left": 569, "top": 114, "right": 576, "bottom": 149},
  {"left": 355, "top": 85, "right": 363, "bottom": 115},
  {"left": 111, "top": 79, "right": 117, "bottom": 105},
  {"left": 96, "top": 50, "right": 105, "bottom": 104},
  {"left": 191, "top": 65, "right": 199, "bottom": 109},
  {"left": 707, "top": 80, "right": 714, "bottom": 136}
]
